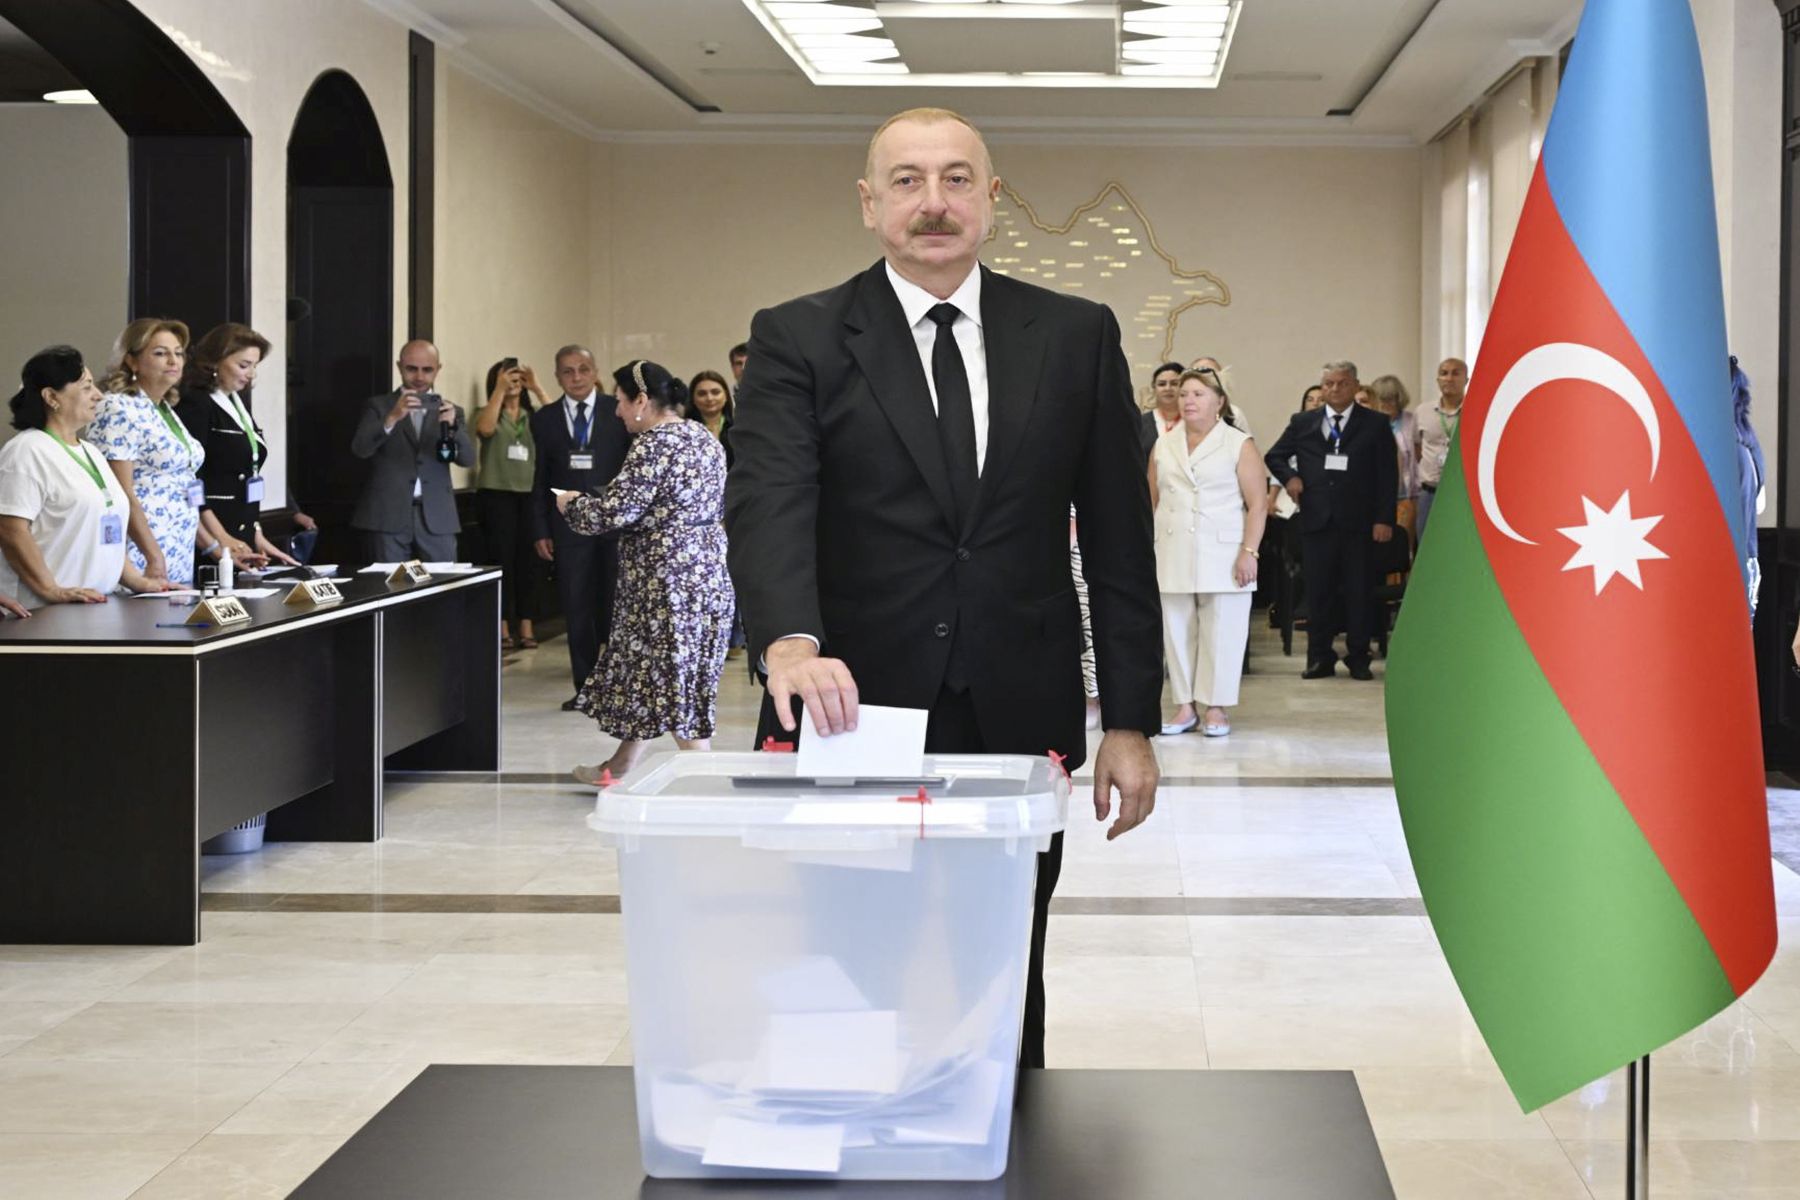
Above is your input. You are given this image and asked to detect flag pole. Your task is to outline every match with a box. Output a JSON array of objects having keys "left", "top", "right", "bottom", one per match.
[{"left": 1625, "top": 1054, "right": 1650, "bottom": 1199}]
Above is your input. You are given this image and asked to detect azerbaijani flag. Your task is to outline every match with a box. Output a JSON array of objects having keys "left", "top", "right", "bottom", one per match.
[{"left": 1386, "top": 0, "right": 1777, "bottom": 1112}]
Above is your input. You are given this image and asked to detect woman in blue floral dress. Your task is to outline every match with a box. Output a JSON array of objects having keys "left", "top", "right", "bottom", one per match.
[
  {"left": 87, "top": 319, "right": 205, "bottom": 585},
  {"left": 556, "top": 360, "right": 734, "bottom": 781}
]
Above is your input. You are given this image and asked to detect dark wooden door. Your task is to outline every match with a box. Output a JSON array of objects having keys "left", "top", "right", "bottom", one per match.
[{"left": 287, "top": 185, "right": 392, "bottom": 563}]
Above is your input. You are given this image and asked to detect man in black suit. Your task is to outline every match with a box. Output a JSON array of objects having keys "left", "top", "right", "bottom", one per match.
[
  {"left": 1264, "top": 361, "right": 1397, "bottom": 681},
  {"left": 529, "top": 344, "right": 629, "bottom": 710},
  {"left": 725, "top": 107, "right": 1163, "bottom": 1068}
]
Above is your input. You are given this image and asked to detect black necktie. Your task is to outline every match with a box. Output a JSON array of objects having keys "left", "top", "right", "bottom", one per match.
[
  {"left": 573, "top": 400, "right": 590, "bottom": 449},
  {"left": 1329, "top": 412, "right": 1342, "bottom": 448},
  {"left": 928, "top": 302, "right": 977, "bottom": 529}
]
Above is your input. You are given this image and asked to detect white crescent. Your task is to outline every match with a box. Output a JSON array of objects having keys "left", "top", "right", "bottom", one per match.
[{"left": 1476, "top": 342, "right": 1661, "bottom": 545}]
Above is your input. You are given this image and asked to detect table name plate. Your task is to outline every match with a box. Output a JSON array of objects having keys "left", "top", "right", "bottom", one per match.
[
  {"left": 284, "top": 578, "right": 346, "bottom": 609},
  {"left": 189, "top": 596, "right": 251, "bottom": 626},
  {"left": 388, "top": 561, "right": 433, "bottom": 586}
]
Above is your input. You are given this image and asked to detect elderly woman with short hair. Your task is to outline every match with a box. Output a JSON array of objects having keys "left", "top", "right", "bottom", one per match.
[{"left": 0, "top": 346, "right": 171, "bottom": 608}]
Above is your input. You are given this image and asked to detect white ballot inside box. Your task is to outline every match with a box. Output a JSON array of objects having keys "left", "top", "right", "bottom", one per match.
[{"left": 588, "top": 751, "right": 1067, "bottom": 1181}]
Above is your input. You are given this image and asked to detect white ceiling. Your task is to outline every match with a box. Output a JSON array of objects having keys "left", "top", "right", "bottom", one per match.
[{"left": 366, "top": 0, "right": 1581, "bottom": 144}]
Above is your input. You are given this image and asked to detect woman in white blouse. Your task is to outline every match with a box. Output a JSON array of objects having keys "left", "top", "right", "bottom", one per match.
[
  {"left": 0, "top": 346, "right": 171, "bottom": 607},
  {"left": 1149, "top": 367, "right": 1269, "bottom": 737}
]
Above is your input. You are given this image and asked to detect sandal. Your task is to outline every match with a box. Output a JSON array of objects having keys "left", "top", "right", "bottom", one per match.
[
  {"left": 519, "top": 637, "right": 538, "bottom": 649},
  {"left": 500, "top": 635, "right": 516, "bottom": 651}
]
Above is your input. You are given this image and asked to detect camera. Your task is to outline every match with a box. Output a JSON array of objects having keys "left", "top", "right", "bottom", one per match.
[{"left": 427, "top": 392, "right": 459, "bottom": 463}]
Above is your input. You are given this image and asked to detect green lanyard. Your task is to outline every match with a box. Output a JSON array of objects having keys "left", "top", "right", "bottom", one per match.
[
  {"left": 154, "top": 399, "right": 196, "bottom": 458},
  {"left": 1437, "top": 405, "right": 1461, "bottom": 442},
  {"left": 55, "top": 435, "right": 114, "bottom": 508},
  {"left": 222, "top": 392, "right": 262, "bottom": 459}
]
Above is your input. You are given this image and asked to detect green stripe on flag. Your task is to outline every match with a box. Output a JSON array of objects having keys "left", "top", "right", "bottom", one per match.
[{"left": 1387, "top": 456, "right": 1736, "bottom": 1111}]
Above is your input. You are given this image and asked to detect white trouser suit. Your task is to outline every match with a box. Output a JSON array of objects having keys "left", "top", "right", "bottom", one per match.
[{"left": 1153, "top": 421, "right": 1254, "bottom": 708}]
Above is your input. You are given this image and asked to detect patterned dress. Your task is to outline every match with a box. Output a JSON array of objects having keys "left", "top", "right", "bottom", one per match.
[
  {"left": 566, "top": 420, "right": 734, "bottom": 741},
  {"left": 87, "top": 391, "right": 205, "bottom": 585}
]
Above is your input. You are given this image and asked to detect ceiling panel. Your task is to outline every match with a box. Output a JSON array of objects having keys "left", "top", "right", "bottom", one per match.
[{"left": 367, "top": 0, "right": 1582, "bottom": 141}]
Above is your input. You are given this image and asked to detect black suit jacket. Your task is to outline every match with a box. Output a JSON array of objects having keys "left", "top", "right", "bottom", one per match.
[
  {"left": 176, "top": 384, "right": 268, "bottom": 539},
  {"left": 527, "top": 396, "right": 630, "bottom": 544},
  {"left": 1264, "top": 405, "right": 1399, "bottom": 535},
  {"left": 725, "top": 261, "right": 1162, "bottom": 766}
]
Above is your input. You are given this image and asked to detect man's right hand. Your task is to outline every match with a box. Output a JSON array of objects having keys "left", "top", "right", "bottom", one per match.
[
  {"left": 765, "top": 636, "right": 859, "bottom": 737},
  {"left": 534, "top": 538, "right": 555, "bottom": 562},
  {"left": 385, "top": 390, "right": 421, "bottom": 430},
  {"left": 1284, "top": 477, "right": 1304, "bottom": 500}
]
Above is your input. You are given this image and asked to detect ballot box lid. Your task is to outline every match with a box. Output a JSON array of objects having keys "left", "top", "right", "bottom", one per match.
[{"left": 587, "top": 751, "right": 1068, "bottom": 843}]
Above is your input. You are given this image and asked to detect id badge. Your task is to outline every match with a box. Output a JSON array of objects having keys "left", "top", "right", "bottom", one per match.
[
  {"left": 186, "top": 479, "right": 206, "bottom": 507},
  {"left": 569, "top": 453, "right": 594, "bottom": 471},
  {"left": 100, "top": 512, "right": 124, "bottom": 544},
  {"left": 245, "top": 475, "right": 265, "bottom": 504},
  {"left": 1324, "top": 453, "right": 1350, "bottom": 472},
  {"left": 507, "top": 443, "right": 530, "bottom": 462}
]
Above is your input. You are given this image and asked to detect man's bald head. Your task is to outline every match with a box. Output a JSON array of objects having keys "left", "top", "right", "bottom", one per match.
[{"left": 397, "top": 339, "right": 441, "bottom": 392}]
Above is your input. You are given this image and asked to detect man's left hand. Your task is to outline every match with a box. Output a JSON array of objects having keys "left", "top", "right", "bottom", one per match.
[
  {"left": 1092, "top": 730, "right": 1159, "bottom": 841},
  {"left": 1372, "top": 523, "right": 1393, "bottom": 544}
]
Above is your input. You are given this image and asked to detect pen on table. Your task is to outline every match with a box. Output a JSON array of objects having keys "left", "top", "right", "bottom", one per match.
[{"left": 155, "top": 621, "right": 212, "bottom": 628}]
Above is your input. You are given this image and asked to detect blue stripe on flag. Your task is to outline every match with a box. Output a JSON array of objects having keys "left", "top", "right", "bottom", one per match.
[{"left": 1539, "top": 0, "right": 1739, "bottom": 552}]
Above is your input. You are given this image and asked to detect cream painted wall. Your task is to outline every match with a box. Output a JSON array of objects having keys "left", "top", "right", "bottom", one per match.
[
  {"left": 1694, "top": 0, "right": 1781, "bottom": 526},
  {"left": 127, "top": 0, "right": 411, "bottom": 506},
  {"left": 0, "top": 104, "right": 127, "bottom": 450},
  {"left": 593, "top": 140, "right": 1422, "bottom": 442},
  {"left": 433, "top": 64, "right": 595, "bottom": 433}
]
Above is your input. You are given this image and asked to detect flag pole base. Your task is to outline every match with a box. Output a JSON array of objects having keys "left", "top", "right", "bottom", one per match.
[{"left": 1626, "top": 1054, "right": 1651, "bottom": 1199}]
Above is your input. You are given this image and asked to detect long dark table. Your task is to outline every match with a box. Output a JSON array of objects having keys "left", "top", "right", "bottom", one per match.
[
  {"left": 0, "top": 567, "right": 501, "bottom": 945},
  {"left": 290, "top": 1066, "right": 1396, "bottom": 1199}
]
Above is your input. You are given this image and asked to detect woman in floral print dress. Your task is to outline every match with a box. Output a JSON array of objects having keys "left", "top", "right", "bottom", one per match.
[{"left": 556, "top": 359, "right": 734, "bottom": 781}]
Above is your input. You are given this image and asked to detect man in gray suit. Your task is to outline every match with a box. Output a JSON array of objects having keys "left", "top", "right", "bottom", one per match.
[{"left": 350, "top": 339, "right": 475, "bottom": 561}]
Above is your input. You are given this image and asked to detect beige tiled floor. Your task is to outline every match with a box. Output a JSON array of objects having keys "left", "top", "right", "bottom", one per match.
[{"left": 1, "top": 625, "right": 1797, "bottom": 1197}]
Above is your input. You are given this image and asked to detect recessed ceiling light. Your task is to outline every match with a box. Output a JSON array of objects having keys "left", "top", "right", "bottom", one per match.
[
  {"left": 42, "top": 89, "right": 98, "bottom": 105},
  {"left": 743, "top": 0, "right": 1241, "bottom": 87}
]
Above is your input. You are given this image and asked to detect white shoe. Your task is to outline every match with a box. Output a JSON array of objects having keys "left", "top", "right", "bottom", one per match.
[
  {"left": 1158, "top": 715, "right": 1198, "bottom": 736},
  {"left": 1203, "top": 721, "right": 1231, "bottom": 737}
]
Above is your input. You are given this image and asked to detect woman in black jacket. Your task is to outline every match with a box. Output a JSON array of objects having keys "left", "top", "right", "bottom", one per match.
[{"left": 178, "top": 323, "right": 304, "bottom": 569}]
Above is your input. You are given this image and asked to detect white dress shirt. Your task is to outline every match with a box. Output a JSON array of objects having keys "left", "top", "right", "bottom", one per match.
[{"left": 886, "top": 260, "right": 990, "bottom": 474}]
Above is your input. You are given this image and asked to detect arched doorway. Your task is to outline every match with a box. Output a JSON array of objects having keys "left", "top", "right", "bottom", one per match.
[
  {"left": 0, "top": 0, "right": 249, "bottom": 331},
  {"left": 286, "top": 70, "right": 394, "bottom": 561}
]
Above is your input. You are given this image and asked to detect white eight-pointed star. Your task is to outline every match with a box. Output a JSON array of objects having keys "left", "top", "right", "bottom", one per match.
[{"left": 1556, "top": 490, "right": 1669, "bottom": 595}]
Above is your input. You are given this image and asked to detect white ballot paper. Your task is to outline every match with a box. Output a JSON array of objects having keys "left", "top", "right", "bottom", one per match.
[
  {"left": 795, "top": 704, "right": 927, "bottom": 778},
  {"left": 420, "top": 562, "right": 481, "bottom": 573},
  {"left": 701, "top": 1116, "right": 844, "bottom": 1173},
  {"left": 745, "top": 1010, "right": 902, "bottom": 1095}
]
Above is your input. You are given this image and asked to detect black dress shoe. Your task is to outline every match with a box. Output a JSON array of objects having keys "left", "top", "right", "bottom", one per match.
[
  {"left": 1301, "top": 662, "right": 1336, "bottom": 679},
  {"left": 1347, "top": 663, "right": 1375, "bottom": 681},
  {"left": 561, "top": 696, "right": 580, "bottom": 711}
]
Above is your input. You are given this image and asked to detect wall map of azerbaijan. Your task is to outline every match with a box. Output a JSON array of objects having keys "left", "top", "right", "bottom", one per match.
[{"left": 985, "top": 181, "right": 1231, "bottom": 385}]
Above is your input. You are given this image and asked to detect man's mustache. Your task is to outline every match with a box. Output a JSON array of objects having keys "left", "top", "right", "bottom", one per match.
[{"left": 910, "top": 216, "right": 962, "bottom": 235}]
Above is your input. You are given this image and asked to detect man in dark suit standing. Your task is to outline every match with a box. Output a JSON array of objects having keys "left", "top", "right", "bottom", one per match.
[
  {"left": 1264, "top": 361, "right": 1397, "bottom": 681},
  {"left": 530, "top": 344, "right": 629, "bottom": 711},
  {"left": 349, "top": 339, "right": 474, "bottom": 562},
  {"left": 725, "top": 107, "right": 1163, "bottom": 1068}
]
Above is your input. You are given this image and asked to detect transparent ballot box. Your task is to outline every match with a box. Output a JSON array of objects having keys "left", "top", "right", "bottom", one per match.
[{"left": 588, "top": 751, "right": 1069, "bottom": 1181}]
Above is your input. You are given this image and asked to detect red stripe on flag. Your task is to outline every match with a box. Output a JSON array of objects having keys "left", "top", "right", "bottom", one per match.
[{"left": 1459, "top": 165, "right": 1774, "bottom": 992}]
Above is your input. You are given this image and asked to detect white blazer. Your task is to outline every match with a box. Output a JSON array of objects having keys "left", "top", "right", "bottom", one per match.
[{"left": 1153, "top": 420, "right": 1253, "bottom": 594}]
